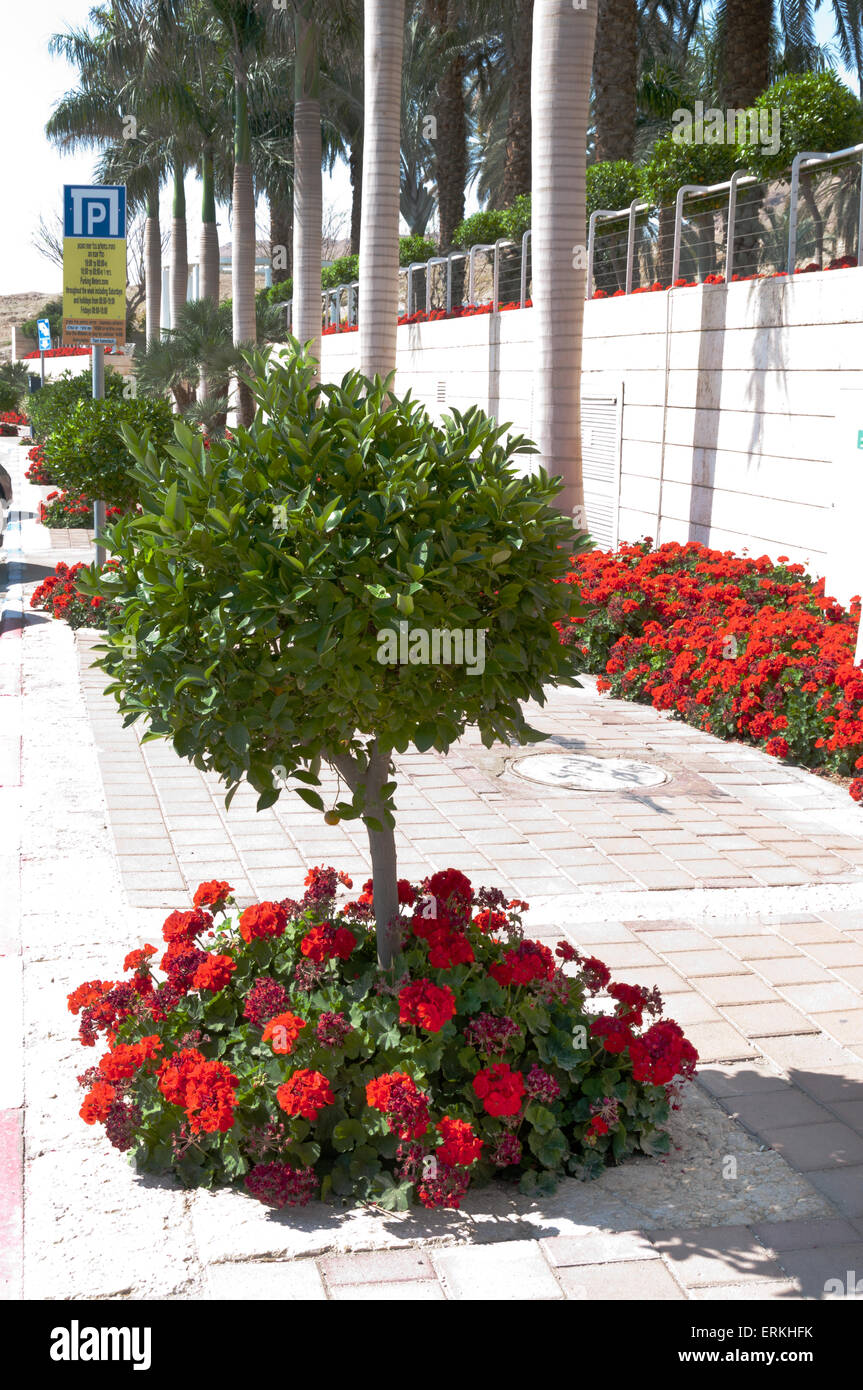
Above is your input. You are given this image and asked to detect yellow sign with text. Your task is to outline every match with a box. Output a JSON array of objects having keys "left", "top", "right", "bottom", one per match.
[{"left": 62, "top": 237, "right": 127, "bottom": 347}]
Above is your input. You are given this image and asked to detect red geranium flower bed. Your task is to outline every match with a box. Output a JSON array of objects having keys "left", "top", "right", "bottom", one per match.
[
  {"left": 68, "top": 865, "right": 697, "bottom": 1208},
  {"left": 561, "top": 539, "right": 863, "bottom": 801},
  {"left": 30, "top": 559, "right": 119, "bottom": 630}
]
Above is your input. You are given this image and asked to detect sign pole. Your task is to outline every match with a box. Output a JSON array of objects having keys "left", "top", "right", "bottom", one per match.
[
  {"left": 40, "top": 351, "right": 45, "bottom": 388},
  {"left": 92, "top": 345, "right": 106, "bottom": 567}
]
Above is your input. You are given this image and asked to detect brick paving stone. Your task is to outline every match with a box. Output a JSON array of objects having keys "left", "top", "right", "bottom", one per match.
[
  {"left": 756, "top": 957, "right": 834, "bottom": 986},
  {"left": 830, "top": 1101, "right": 863, "bottom": 1131},
  {"left": 206, "top": 1260, "right": 326, "bottom": 1299},
  {"left": 758, "top": 1034, "right": 859, "bottom": 1072},
  {"left": 750, "top": 1218, "right": 862, "bottom": 1250},
  {"left": 328, "top": 1280, "right": 446, "bottom": 1301},
  {"left": 771, "top": 1245, "right": 863, "bottom": 1299},
  {"left": 540, "top": 1230, "right": 658, "bottom": 1266},
  {"left": 647, "top": 929, "right": 717, "bottom": 953},
  {"left": 723, "top": 1091, "right": 835, "bottom": 1131},
  {"left": 557, "top": 1262, "right": 683, "bottom": 1300},
  {"left": 764, "top": 1122, "right": 863, "bottom": 1170},
  {"left": 815, "top": 1008, "right": 863, "bottom": 1042},
  {"left": 682, "top": 1022, "right": 757, "bottom": 1062},
  {"left": 720, "top": 1003, "right": 818, "bottom": 1037},
  {"left": 698, "top": 975, "right": 780, "bottom": 1005},
  {"left": 687, "top": 1280, "right": 803, "bottom": 1300},
  {"left": 666, "top": 951, "right": 751, "bottom": 978},
  {"left": 647, "top": 1226, "right": 787, "bottom": 1288},
  {"left": 778, "top": 983, "right": 863, "bottom": 1014},
  {"left": 432, "top": 1241, "right": 563, "bottom": 1300},
  {"left": 319, "top": 1249, "right": 436, "bottom": 1286},
  {"left": 696, "top": 1064, "right": 789, "bottom": 1099},
  {"left": 611, "top": 965, "right": 690, "bottom": 993},
  {"left": 807, "top": 1167, "right": 863, "bottom": 1217},
  {"left": 796, "top": 1067, "right": 863, "bottom": 1104}
]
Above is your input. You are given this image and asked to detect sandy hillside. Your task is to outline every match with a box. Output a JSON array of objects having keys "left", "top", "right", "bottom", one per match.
[{"left": 0, "top": 292, "right": 57, "bottom": 356}]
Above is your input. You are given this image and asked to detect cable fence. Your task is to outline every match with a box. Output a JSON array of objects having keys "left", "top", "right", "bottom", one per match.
[{"left": 279, "top": 143, "right": 863, "bottom": 332}]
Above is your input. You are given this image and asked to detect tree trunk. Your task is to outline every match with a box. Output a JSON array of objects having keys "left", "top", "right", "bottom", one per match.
[
  {"left": 293, "top": 5, "right": 323, "bottom": 370},
  {"left": 722, "top": 0, "right": 772, "bottom": 108},
  {"left": 170, "top": 160, "right": 188, "bottom": 329},
  {"left": 501, "top": 0, "right": 533, "bottom": 206},
  {"left": 232, "top": 77, "right": 257, "bottom": 426},
  {"left": 531, "top": 0, "right": 598, "bottom": 524},
  {"left": 428, "top": 0, "right": 467, "bottom": 249},
  {"left": 200, "top": 151, "right": 221, "bottom": 305},
  {"left": 359, "top": 0, "right": 405, "bottom": 380},
  {"left": 350, "top": 135, "right": 363, "bottom": 254},
  {"left": 269, "top": 193, "right": 293, "bottom": 284},
  {"left": 332, "top": 743, "right": 400, "bottom": 967},
  {"left": 144, "top": 178, "right": 161, "bottom": 348},
  {"left": 592, "top": 0, "right": 637, "bottom": 163}
]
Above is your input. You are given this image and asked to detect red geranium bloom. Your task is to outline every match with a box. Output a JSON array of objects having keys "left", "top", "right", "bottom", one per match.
[
  {"left": 436, "top": 1115, "right": 482, "bottom": 1167},
  {"left": 123, "top": 944, "right": 156, "bottom": 973},
  {"left": 80, "top": 1080, "right": 116, "bottom": 1124},
  {"left": 398, "top": 978, "right": 456, "bottom": 1032},
  {"left": 366, "top": 1072, "right": 430, "bottom": 1139},
  {"left": 489, "top": 940, "right": 556, "bottom": 988},
  {"left": 192, "top": 953, "right": 236, "bottom": 992},
  {"left": 472, "top": 1062, "right": 525, "bottom": 1117},
  {"left": 193, "top": 880, "right": 234, "bottom": 911},
  {"left": 276, "top": 1069, "right": 335, "bottom": 1121},
  {"left": 162, "top": 908, "right": 212, "bottom": 944},
  {"left": 300, "top": 922, "right": 357, "bottom": 962},
  {"left": 262, "top": 1011, "right": 307, "bottom": 1055},
  {"left": 239, "top": 901, "right": 288, "bottom": 943}
]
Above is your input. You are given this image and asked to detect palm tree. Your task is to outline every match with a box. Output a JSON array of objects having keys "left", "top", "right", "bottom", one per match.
[
  {"left": 359, "top": 1, "right": 406, "bottom": 381},
  {"left": 531, "top": 0, "right": 598, "bottom": 523},
  {"left": 293, "top": 1, "right": 324, "bottom": 368},
  {"left": 719, "top": 1, "right": 863, "bottom": 106}
]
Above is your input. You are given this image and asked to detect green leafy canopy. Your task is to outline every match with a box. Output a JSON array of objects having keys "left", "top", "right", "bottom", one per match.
[{"left": 85, "top": 345, "right": 587, "bottom": 826}]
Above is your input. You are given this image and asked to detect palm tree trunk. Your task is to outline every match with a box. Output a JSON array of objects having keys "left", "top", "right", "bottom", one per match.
[
  {"left": 359, "top": 0, "right": 405, "bottom": 380},
  {"left": 531, "top": 0, "right": 598, "bottom": 523},
  {"left": 427, "top": 0, "right": 467, "bottom": 249},
  {"left": 593, "top": 0, "right": 637, "bottom": 162},
  {"left": 170, "top": 159, "right": 188, "bottom": 328},
  {"left": 269, "top": 193, "right": 293, "bottom": 284},
  {"left": 722, "top": 0, "right": 772, "bottom": 107},
  {"left": 200, "top": 151, "right": 221, "bottom": 305},
  {"left": 232, "top": 76, "right": 257, "bottom": 425},
  {"left": 293, "top": 4, "right": 323, "bottom": 369},
  {"left": 501, "top": 0, "right": 533, "bottom": 206},
  {"left": 144, "top": 177, "right": 162, "bottom": 348},
  {"left": 350, "top": 135, "right": 363, "bottom": 254}
]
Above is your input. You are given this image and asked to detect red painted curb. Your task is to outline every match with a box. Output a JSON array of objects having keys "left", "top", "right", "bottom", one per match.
[{"left": 0, "top": 1109, "right": 23, "bottom": 1299}]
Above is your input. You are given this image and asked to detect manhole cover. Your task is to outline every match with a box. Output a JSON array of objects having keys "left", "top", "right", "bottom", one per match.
[{"left": 513, "top": 753, "right": 670, "bottom": 791}]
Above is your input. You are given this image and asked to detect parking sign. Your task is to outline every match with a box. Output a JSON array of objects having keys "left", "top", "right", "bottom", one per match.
[{"left": 62, "top": 184, "right": 127, "bottom": 348}]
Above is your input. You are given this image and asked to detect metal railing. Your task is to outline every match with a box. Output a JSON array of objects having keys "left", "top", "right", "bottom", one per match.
[{"left": 276, "top": 142, "right": 863, "bottom": 331}]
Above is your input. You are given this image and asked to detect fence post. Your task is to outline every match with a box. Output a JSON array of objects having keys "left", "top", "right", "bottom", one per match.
[
  {"left": 492, "top": 238, "right": 511, "bottom": 310},
  {"left": 788, "top": 152, "right": 826, "bottom": 274},
  {"left": 672, "top": 185, "right": 711, "bottom": 285},
  {"left": 625, "top": 199, "right": 640, "bottom": 294},
  {"left": 586, "top": 211, "right": 598, "bottom": 300},
  {"left": 520, "top": 229, "right": 531, "bottom": 306}
]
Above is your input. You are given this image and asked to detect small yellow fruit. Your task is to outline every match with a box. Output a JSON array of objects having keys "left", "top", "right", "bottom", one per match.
[{"left": 324, "top": 810, "right": 341, "bottom": 825}]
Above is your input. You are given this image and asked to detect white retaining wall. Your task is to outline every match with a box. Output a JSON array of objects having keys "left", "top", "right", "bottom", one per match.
[{"left": 317, "top": 268, "right": 863, "bottom": 578}]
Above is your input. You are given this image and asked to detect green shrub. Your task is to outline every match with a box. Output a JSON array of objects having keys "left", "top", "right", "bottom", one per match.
[
  {"left": 321, "top": 254, "right": 360, "bottom": 291},
  {"left": 28, "top": 368, "right": 126, "bottom": 444},
  {"left": 640, "top": 129, "right": 737, "bottom": 209},
  {"left": 86, "top": 345, "right": 586, "bottom": 964},
  {"left": 452, "top": 209, "right": 511, "bottom": 249},
  {"left": 587, "top": 161, "right": 642, "bottom": 221},
  {"left": 0, "top": 380, "right": 21, "bottom": 414},
  {"left": 737, "top": 71, "right": 863, "bottom": 180},
  {"left": 398, "top": 235, "right": 437, "bottom": 266},
  {"left": 43, "top": 396, "right": 174, "bottom": 508},
  {"left": 20, "top": 298, "right": 62, "bottom": 342}
]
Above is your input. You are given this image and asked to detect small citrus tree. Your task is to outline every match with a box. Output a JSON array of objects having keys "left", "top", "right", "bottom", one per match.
[{"left": 87, "top": 347, "right": 587, "bottom": 965}]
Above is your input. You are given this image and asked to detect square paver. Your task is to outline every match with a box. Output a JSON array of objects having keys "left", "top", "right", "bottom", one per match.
[
  {"left": 432, "top": 1240, "right": 563, "bottom": 1300},
  {"left": 206, "top": 1260, "right": 326, "bottom": 1299},
  {"left": 319, "top": 1249, "right": 436, "bottom": 1286},
  {"left": 557, "top": 1261, "right": 683, "bottom": 1300},
  {"left": 723, "top": 1090, "right": 834, "bottom": 1131},
  {"left": 647, "top": 1226, "right": 786, "bottom": 1288},
  {"left": 541, "top": 1230, "right": 658, "bottom": 1267},
  {"left": 720, "top": 1003, "right": 817, "bottom": 1038},
  {"left": 699, "top": 975, "right": 779, "bottom": 1005},
  {"left": 769, "top": 1244, "right": 863, "bottom": 1299},
  {"left": 765, "top": 1122, "right": 863, "bottom": 1170}
]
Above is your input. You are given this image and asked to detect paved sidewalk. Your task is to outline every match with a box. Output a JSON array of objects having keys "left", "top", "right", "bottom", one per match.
[{"left": 3, "top": 433, "right": 863, "bottom": 1300}]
